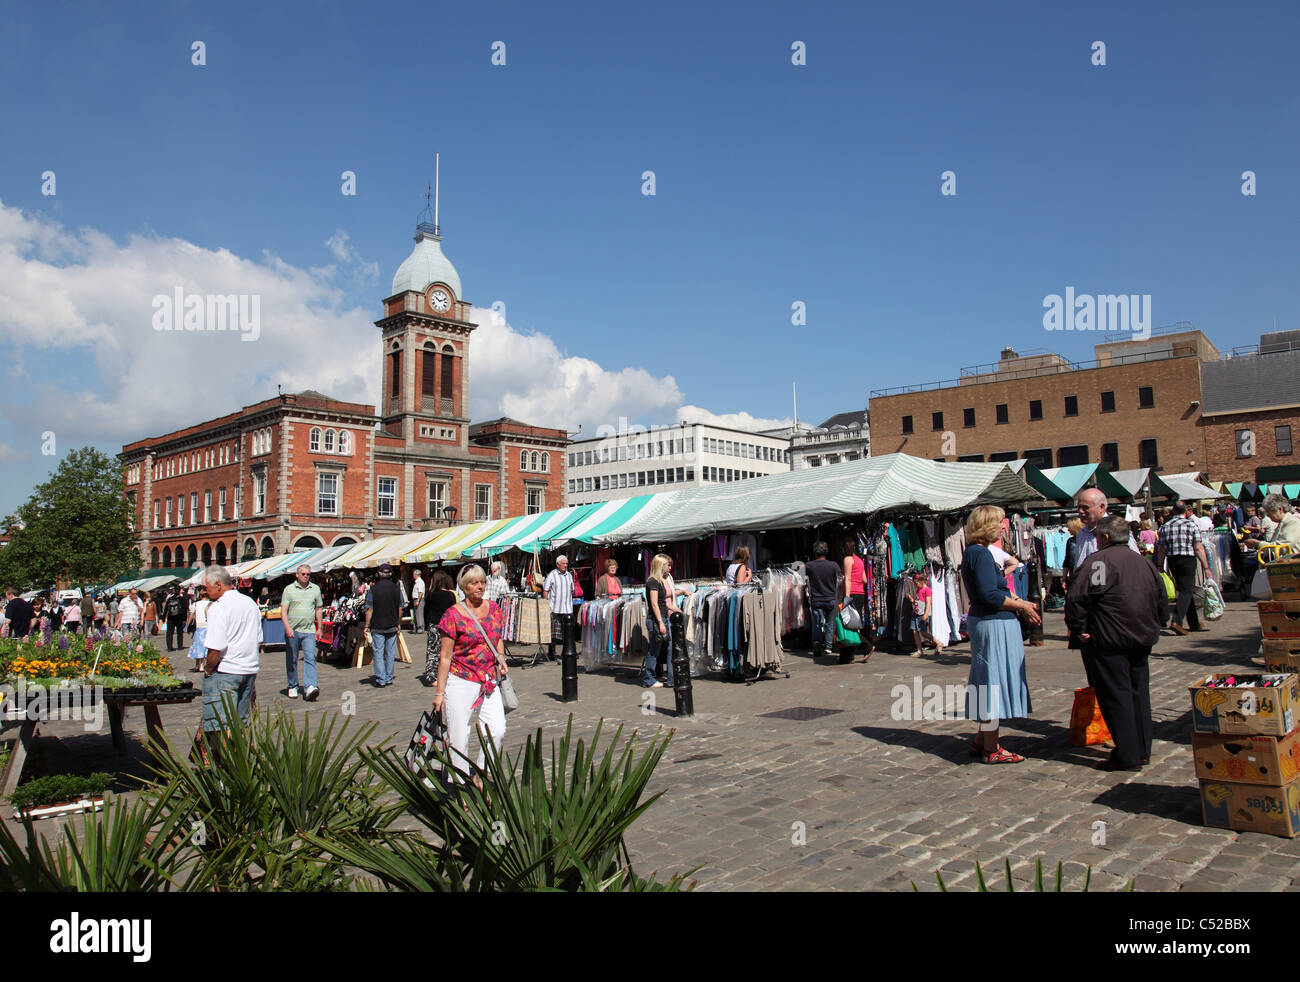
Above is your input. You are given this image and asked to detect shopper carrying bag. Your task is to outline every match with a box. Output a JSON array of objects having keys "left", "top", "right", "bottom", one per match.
[{"left": 431, "top": 564, "right": 512, "bottom": 785}]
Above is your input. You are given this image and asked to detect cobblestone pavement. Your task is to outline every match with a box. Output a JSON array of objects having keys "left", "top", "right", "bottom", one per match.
[{"left": 5, "top": 600, "right": 1294, "bottom": 891}]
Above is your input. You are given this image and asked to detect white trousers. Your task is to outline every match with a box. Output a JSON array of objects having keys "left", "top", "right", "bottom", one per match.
[{"left": 443, "top": 673, "right": 506, "bottom": 774}]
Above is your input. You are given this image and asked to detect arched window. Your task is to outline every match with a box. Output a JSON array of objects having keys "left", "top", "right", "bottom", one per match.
[
  {"left": 324, "top": 429, "right": 335, "bottom": 453},
  {"left": 201, "top": 543, "right": 212, "bottom": 564},
  {"left": 243, "top": 538, "right": 257, "bottom": 561},
  {"left": 440, "top": 345, "right": 455, "bottom": 401},
  {"left": 216, "top": 542, "right": 227, "bottom": 565},
  {"left": 310, "top": 428, "right": 321, "bottom": 452},
  {"left": 332, "top": 536, "right": 356, "bottom": 546},
  {"left": 187, "top": 545, "right": 198, "bottom": 566},
  {"left": 294, "top": 535, "right": 323, "bottom": 550},
  {"left": 150, "top": 548, "right": 159, "bottom": 567},
  {"left": 162, "top": 547, "right": 172, "bottom": 567},
  {"left": 422, "top": 343, "right": 437, "bottom": 397},
  {"left": 261, "top": 536, "right": 275, "bottom": 558},
  {"left": 520, "top": 450, "right": 528, "bottom": 471},
  {"left": 530, "top": 451, "right": 540, "bottom": 472},
  {"left": 541, "top": 452, "right": 550, "bottom": 473},
  {"left": 339, "top": 431, "right": 351, "bottom": 455}
]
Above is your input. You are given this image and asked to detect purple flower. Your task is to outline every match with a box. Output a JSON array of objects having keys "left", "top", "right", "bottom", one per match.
[{"left": 58, "top": 634, "right": 70, "bottom": 651}]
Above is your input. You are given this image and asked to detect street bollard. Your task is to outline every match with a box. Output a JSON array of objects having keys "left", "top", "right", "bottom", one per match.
[
  {"left": 561, "top": 614, "right": 578, "bottom": 702},
  {"left": 669, "top": 611, "right": 693, "bottom": 717}
]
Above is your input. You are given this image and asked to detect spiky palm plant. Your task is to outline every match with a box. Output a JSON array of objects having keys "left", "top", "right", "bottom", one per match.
[
  {"left": 915, "top": 858, "right": 1135, "bottom": 892},
  {"left": 315, "top": 715, "right": 697, "bottom": 891}
]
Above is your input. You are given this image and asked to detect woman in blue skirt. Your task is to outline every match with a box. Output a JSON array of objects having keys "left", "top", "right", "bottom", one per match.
[
  {"left": 186, "top": 593, "right": 212, "bottom": 672},
  {"left": 960, "top": 505, "right": 1042, "bottom": 763}
]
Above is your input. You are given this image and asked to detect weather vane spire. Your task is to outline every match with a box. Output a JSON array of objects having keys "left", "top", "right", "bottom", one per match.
[{"left": 416, "top": 154, "right": 441, "bottom": 238}]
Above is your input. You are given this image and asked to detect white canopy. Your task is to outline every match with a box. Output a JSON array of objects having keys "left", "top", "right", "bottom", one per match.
[{"left": 595, "top": 453, "right": 1041, "bottom": 544}]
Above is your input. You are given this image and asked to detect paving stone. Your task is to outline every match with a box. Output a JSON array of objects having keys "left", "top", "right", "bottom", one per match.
[{"left": 10, "top": 608, "right": 1276, "bottom": 892}]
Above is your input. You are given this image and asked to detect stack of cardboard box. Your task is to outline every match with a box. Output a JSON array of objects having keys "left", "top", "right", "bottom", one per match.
[{"left": 1189, "top": 560, "right": 1300, "bottom": 837}]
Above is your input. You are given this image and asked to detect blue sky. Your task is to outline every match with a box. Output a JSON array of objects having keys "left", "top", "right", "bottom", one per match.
[{"left": 0, "top": 0, "right": 1296, "bottom": 513}]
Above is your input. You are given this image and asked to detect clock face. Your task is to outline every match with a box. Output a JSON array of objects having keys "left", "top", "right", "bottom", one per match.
[{"left": 429, "top": 288, "right": 450, "bottom": 313}]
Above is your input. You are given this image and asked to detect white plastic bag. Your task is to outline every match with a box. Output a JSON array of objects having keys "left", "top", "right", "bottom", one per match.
[
  {"left": 1251, "top": 567, "right": 1272, "bottom": 601},
  {"left": 1203, "top": 580, "right": 1225, "bottom": 621}
]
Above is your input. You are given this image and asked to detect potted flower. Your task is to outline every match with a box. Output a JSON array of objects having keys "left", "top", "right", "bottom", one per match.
[{"left": 9, "top": 773, "right": 112, "bottom": 821}]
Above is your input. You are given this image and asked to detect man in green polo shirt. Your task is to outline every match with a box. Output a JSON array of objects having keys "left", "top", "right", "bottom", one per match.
[{"left": 280, "top": 564, "right": 324, "bottom": 701}]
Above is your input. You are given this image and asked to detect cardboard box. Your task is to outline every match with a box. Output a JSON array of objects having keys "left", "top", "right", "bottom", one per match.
[
  {"left": 1262, "top": 639, "right": 1300, "bottom": 674},
  {"left": 1200, "top": 775, "right": 1300, "bottom": 838},
  {"left": 1192, "top": 730, "right": 1300, "bottom": 785},
  {"left": 1189, "top": 674, "right": 1300, "bottom": 736},
  {"left": 1266, "top": 560, "right": 1300, "bottom": 600},
  {"left": 1258, "top": 601, "right": 1300, "bottom": 639}
]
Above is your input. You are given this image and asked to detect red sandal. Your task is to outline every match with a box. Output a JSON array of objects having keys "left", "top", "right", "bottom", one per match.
[{"left": 983, "top": 746, "right": 1025, "bottom": 764}]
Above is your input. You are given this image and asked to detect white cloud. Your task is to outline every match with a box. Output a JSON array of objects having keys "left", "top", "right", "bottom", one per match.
[
  {"left": 0, "top": 202, "right": 378, "bottom": 443},
  {"left": 676, "top": 405, "right": 793, "bottom": 432},
  {"left": 466, "top": 307, "right": 683, "bottom": 433},
  {"left": 319, "top": 229, "right": 379, "bottom": 282},
  {"left": 0, "top": 203, "right": 778, "bottom": 457}
]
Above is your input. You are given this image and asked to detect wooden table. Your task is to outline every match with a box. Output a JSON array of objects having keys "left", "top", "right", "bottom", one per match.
[{"left": 0, "top": 686, "right": 200, "bottom": 799}]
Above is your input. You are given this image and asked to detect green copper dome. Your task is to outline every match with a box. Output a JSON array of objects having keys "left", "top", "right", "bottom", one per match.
[{"left": 391, "top": 227, "right": 462, "bottom": 299}]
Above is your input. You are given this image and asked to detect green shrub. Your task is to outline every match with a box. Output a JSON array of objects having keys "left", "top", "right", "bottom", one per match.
[
  {"left": 914, "top": 858, "right": 1135, "bottom": 892},
  {"left": 314, "top": 716, "right": 698, "bottom": 892},
  {"left": 10, "top": 773, "right": 112, "bottom": 811},
  {"left": 0, "top": 702, "right": 696, "bottom": 892}
]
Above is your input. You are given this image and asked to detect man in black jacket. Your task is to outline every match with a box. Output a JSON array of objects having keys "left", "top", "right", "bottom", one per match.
[
  {"left": 163, "top": 586, "right": 189, "bottom": 652},
  {"left": 364, "top": 564, "right": 402, "bottom": 687},
  {"left": 1066, "top": 515, "right": 1169, "bottom": 772}
]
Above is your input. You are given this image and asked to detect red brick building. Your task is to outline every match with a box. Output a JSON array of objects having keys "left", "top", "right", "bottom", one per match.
[
  {"left": 1199, "top": 332, "right": 1300, "bottom": 483},
  {"left": 122, "top": 215, "right": 567, "bottom": 569},
  {"left": 868, "top": 327, "right": 1219, "bottom": 476}
]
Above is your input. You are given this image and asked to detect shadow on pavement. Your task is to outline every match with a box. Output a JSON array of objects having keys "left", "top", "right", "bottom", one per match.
[
  {"left": 850, "top": 721, "right": 1110, "bottom": 768},
  {"left": 1091, "top": 781, "right": 1202, "bottom": 824}
]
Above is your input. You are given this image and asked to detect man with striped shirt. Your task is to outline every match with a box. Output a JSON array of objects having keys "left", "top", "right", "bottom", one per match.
[
  {"left": 543, "top": 555, "right": 574, "bottom": 661},
  {"left": 1156, "top": 500, "right": 1211, "bottom": 636}
]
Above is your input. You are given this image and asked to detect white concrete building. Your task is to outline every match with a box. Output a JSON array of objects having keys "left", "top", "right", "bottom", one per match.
[
  {"left": 783, "top": 410, "right": 870, "bottom": 469},
  {"left": 565, "top": 421, "right": 792, "bottom": 506}
]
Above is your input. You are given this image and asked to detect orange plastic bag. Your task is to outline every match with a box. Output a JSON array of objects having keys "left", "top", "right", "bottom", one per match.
[{"left": 1069, "top": 686, "right": 1113, "bottom": 747}]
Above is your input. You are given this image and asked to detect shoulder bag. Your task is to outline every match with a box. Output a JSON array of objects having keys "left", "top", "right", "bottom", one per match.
[
  {"left": 403, "top": 708, "right": 453, "bottom": 792},
  {"left": 461, "top": 602, "right": 518, "bottom": 713}
]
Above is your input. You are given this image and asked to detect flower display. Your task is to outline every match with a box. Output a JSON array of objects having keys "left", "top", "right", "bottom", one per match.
[{"left": 0, "top": 636, "right": 181, "bottom": 687}]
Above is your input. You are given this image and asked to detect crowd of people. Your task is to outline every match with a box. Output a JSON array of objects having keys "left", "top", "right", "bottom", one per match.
[
  {"left": 9, "top": 487, "right": 1298, "bottom": 781},
  {"left": 955, "top": 489, "right": 1300, "bottom": 770}
]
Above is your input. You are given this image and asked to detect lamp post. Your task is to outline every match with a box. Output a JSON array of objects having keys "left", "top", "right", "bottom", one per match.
[{"left": 443, "top": 506, "right": 458, "bottom": 527}]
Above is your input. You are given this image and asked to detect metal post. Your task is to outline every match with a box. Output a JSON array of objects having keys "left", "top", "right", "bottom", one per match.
[
  {"left": 561, "top": 614, "right": 578, "bottom": 702},
  {"left": 670, "top": 611, "right": 693, "bottom": 717}
]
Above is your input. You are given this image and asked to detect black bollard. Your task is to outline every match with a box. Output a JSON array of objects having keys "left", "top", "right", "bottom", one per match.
[
  {"left": 561, "top": 614, "right": 578, "bottom": 702},
  {"left": 669, "top": 611, "right": 693, "bottom": 717}
]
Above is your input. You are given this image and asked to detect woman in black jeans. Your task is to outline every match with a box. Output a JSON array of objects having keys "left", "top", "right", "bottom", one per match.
[
  {"left": 420, "top": 570, "right": 458, "bottom": 686},
  {"left": 639, "top": 553, "right": 673, "bottom": 689}
]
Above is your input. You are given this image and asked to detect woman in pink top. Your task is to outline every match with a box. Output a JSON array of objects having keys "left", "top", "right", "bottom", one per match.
[
  {"left": 842, "top": 538, "right": 871, "bottom": 662},
  {"left": 595, "top": 558, "right": 624, "bottom": 597},
  {"left": 1138, "top": 519, "right": 1158, "bottom": 552}
]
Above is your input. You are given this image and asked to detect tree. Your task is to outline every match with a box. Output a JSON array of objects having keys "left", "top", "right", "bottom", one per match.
[{"left": 0, "top": 447, "right": 137, "bottom": 589}]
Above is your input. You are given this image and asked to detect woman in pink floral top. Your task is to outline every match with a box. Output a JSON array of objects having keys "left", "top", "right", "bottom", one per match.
[{"left": 433, "top": 564, "right": 510, "bottom": 781}]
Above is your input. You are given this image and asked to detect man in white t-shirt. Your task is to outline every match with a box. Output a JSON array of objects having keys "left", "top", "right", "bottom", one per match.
[
  {"left": 1194, "top": 508, "right": 1213, "bottom": 533},
  {"left": 116, "top": 590, "right": 144, "bottom": 633},
  {"left": 201, "top": 565, "right": 262, "bottom": 735},
  {"left": 411, "top": 568, "right": 427, "bottom": 634}
]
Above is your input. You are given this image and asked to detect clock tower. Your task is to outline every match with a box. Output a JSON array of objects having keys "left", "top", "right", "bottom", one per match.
[{"left": 376, "top": 197, "right": 476, "bottom": 448}]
